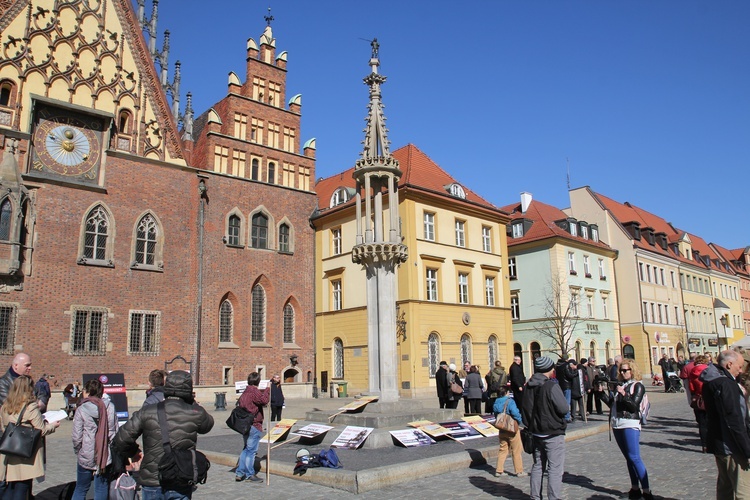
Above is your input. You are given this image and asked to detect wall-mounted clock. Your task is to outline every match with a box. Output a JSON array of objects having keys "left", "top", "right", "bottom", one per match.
[{"left": 30, "top": 104, "right": 106, "bottom": 184}]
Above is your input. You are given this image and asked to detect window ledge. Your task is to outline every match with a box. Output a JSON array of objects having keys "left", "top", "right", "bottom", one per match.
[
  {"left": 585, "top": 273, "right": 592, "bottom": 278},
  {"left": 569, "top": 270, "right": 578, "bottom": 275},
  {"left": 128, "top": 351, "right": 160, "bottom": 356},
  {"left": 600, "top": 276, "right": 607, "bottom": 280},
  {"left": 218, "top": 342, "right": 239, "bottom": 349},
  {"left": 278, "top": 250, "right": 294, "bottom": 256},
  {"left": 77, "top": 257, "right": 114, "bottom": 268},
  {"left": 130, "top": 262, "right": 164, "bottom": 272},
  {"left": 251, "top": 341, "right": 272, "bottom": 348},
  {"left": 509, "top": 276, "right": 517, "bottom": 280},
  {"left": 225, "top": 243, "right": 245, "bottom": 249},
  {"left": 283, "top": 343, "right": 301, "bottom": 349}
]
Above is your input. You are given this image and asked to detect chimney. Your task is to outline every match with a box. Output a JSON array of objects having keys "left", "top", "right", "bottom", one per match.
[{"left": 520, "top": 192, "right": 532, "bottom": 214}]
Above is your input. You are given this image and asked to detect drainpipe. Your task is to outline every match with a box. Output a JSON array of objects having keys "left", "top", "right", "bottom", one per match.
[{"left": 196, "top": 177, "right": 208, "bottom": 385}]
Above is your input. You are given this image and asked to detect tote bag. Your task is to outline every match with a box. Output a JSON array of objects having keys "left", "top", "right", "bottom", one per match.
[
  {"left": 493, "top": 399, "right": 518, "bottom": 434},
  {"left": 0, "top": 403, "right": 42, "bottom": 458}
]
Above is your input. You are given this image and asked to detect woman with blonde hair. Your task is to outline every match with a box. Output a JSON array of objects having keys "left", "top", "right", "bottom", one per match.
[
  {"left": 0, "top": 375, "right": 59, "bottom": 499},
  {"left": 600, "top": 358, "right": 653, "bottom": 500}
]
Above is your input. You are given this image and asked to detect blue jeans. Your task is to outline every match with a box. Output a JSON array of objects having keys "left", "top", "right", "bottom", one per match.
[
  {"left": 563, "top": 388, "right": 572, "bottom": 420},
  {"left": 141, "top": 485, "right": 192, "bottom": 500},
  {"left": 613, "top": 427, "right": 649, "bottom": 490},
  {"left": 236, "top": 426, "right": 262, "bottom": 478},
  {"left": 73, "top": 463, "right": 109, "bottom": 500}
]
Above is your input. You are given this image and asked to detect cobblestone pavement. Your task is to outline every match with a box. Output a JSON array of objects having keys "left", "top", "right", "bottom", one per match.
[{"left": 32, "top": 387, "right": 714, "bottom": 499}]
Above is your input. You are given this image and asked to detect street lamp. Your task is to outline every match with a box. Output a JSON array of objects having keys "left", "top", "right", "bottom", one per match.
[{"left": 719, "top": 315, "right": 728, "bottom": 348}]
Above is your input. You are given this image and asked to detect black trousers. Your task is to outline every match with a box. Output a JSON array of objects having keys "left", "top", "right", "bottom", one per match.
[
  {"left": 271, "top": 405, "right": 283, "bottom": 421},
  {"left": 587, "top": 390, "right": 603, "bottom": 414}
]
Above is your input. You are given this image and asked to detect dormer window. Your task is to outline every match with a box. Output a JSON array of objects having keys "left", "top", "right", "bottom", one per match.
[
  {"left": 447, "top": 183, "right": 466, "bottom": 199},
  {"left": 570, "top": 223, "right": 578, "bottom": 236},
  {"left": 591, "top": 226, "right": 599, "bottom": 242},
  {"left": 512, "top": 221, "right": 524, "bottom": 238},
  {"left": 330, "top": 187, "right": 350, "bottom": 208},
  {"left": 580, "top": 224, "right": 589, "bottom": 240}
]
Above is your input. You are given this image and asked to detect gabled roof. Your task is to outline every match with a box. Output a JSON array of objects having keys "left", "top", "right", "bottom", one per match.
[
  {"left": 315, "top": 144, "right": 500, "bottom": 214},
  {"left": 500, "top": 199, "right": 611, "bottom": 251},
  {"left": 711, "top": 243, "right": 749, "bottom": 277}
]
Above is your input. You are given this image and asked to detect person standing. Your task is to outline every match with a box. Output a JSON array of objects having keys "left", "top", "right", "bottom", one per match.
[
  {"left": 658, "top": 354, "right": 672, "bottom": 392},
  {"left": 701, "top": 350, "right": 750, "bottom": 499},
  {"left": 0, "top": 375, "right": 60, "bottom": 499},
  {"left": 142, "top": 369, "right": 167, "bottom": 407},
  {"left": 609, "top": 355, "right": 623, "bottom": 383},
  {"left": 679, "top": 353, "right": 697, "bottom": 405},
  {"left": 521, "top": 356, "right": 569, "bottom": 500},
  {"left": 586, "top": 357, "right": 604, "bottom": 415},
  {"left": 447, "top": 364, "right": 463, "bottom": 410},
  {"left": 569, "top": 359, "right": 586, "bottom": 422},
  {"left": 112, "top": 370, "right": 214, "bottom": 499},
  {"left": 688, "top": 354, "right": 710, "bottom": 451},
  {"left": 33, "top": 373, "right": 50, "bottom": 413},
  {"left": 555, "top": 357, "right": 575, "bottom": 423},
  {"left": 460, "top": 361, "right": 472, "bottom": 414},
  {"left": 72, "top": 379, "right": 118, "bottom": 500},
  {"left": 270, "top": 374, "right": 285, "bottom": 421},
  {"left": 493, "top": 386, "right": 525, "bottom": 477},
  {"left": 485, "top": 361, "right": 507, "bottom": 414},
  {"left": 509, "top": 356, "right": 526, "bottom": 406},
  {"left": 234, "top": 372, "right": 270, "bottom": 483},
  {"left": 0, "top": 353, "right": 32, "bottom": 406},
  {"left": 600, "top": 359, "right": 653, "bottom": 500},
  {"left": 435, "top": 361, "right": 450, "bottom": 409},
  {"left": 464, "top": 365, "right": 484, "bottom": 415}
]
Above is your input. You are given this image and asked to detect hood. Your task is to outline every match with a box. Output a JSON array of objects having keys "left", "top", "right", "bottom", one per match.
[
  {"left": 164, "top": 370, "right": 194, "bottom": 401},
  {"left": 526, "top": 372, "right": 550, "bottom": 388},
  {"left": 492, "top": 367, "right": 505, "bottom": 375},
  {"left": 699, "top": 363, "right": 724, "bottom": 383}
]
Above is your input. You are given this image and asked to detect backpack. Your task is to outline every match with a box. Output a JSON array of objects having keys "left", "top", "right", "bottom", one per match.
[
  {"left": 156, "top": 402, "right": 210, "bottom": 488},
  {"left": 317, "top": 448, "right": 342, "bottom": 469},
  {"left": 629, "top": 383, "right": 650, "bottom": 425},
  {"left": 489, "top": 371, "right": 508, "bottom": 393}
]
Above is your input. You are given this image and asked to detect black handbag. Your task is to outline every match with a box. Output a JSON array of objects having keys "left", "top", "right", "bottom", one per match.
[
  {"left": 520, "top": 427, "right": 534, "bottom": 454},
  {"left": 225, "top": 405, "right": 255, "bottom": 435},
  {"left": 0, "top": 403, "right": 42, "bottom": 458}
]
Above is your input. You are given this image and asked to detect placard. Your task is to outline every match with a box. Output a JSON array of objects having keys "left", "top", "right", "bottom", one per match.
[
  {"left": 83, "top": 373, "right": 129, "bottom": 422},
  {"left": 390, "top": 429, "right": 436, "bottom": 447},
  {"left": 407, "top": 419, "right": 450, "bottom": 437},
  {"left": 291, "top": 423, "right": 334, "bottom": 439},
  {"left": 330, "top": 425, "right": 373, "bottom": 449},
  {"left": 260, "top": 418, "right": 297, "bottom": 444},
  {"left": 338, "top": 396, "right": 379, "bottom": 411},
  {"left": 438, "top": 420, "right": 483, "bottom": 441}
]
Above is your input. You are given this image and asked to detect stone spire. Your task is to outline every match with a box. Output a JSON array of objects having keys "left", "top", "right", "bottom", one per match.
[{"left": 351, "top": 40, "right": 408, "bottom": 403}]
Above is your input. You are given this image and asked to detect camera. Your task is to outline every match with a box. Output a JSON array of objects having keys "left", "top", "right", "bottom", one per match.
[{"left": 606, "top": 380, "right": 621, "bottom": 389}]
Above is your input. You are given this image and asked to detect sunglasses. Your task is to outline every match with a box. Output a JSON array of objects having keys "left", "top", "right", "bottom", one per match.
[{"left": 619, "top": 368, "right": 631, "bottom": 373}]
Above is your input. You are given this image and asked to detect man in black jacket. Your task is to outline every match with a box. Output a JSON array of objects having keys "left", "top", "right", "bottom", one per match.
[
  {"left": 522, "top": 356, "right": 569, "bottom": 500},
  {"left": 435, "top": 361, "right": 450, "bottom": 408},
  {"left": 701, "top": 350, "right": 750, "bottom": 499},
  {"left": 509, "top": 356, "right": 526, "bottom": 405},
  {"left": 555, "top": 357, "right": 575, "bottom": 423},
  {"left": 0, "top": 352, "right": 32, "bottom": 406},
  {"left": 113, "top": 370, "right": 214, "bottom": 499}
]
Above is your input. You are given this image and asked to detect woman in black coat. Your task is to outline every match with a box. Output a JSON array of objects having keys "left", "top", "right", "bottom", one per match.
[{"left": 270, "top": 374, "right": 285, "bottom": 421}]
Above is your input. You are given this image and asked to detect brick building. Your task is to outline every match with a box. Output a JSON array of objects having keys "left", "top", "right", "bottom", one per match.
[{"left": 0, "top": 1, "right": 315, "bottom": 389}]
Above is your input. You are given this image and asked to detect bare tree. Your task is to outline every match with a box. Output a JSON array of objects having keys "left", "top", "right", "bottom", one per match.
[{"left": 534, "top": 274, "right": 581, "bottom": 359}]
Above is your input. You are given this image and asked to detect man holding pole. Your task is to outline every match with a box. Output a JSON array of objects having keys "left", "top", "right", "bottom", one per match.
[{"left": 235, "top": 372, "right": 269, "bottom": 483}]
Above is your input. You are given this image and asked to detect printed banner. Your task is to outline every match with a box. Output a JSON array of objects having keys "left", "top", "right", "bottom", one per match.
[
  {"left": 390, "top": 428, "right": 436, "bottom": 447},
  {"left": 291, "top": 423, "right": 334, "bottom": 439},
  {"left": 330, "top": 425, "right": 373, "bottom": 449},
  {"left": 83, "top": 373, "right": 129, "bottom": 422},
  {"left": 438, "top": 420, "right": 483, "bottom": 441},
  {"left": 407, "top": 419, "right": 450, "bottom": 437}
]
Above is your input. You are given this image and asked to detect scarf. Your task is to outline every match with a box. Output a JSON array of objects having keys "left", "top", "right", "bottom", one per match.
[{"left": 80, "top": 397, "right": 109, "bottom": 471}]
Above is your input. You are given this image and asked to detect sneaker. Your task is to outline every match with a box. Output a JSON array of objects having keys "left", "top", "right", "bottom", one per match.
[
  {"left": 494, "top": 471, "right": 506, "bottom": 477},
  {"left": 235, "top": 475, "right": 246, "bottom": 482},
  {"left": 247, "top": 475, "right": 263, "bottom": 483},
  {"left": 516, "top": 472, "right": 527, "bottom": 477},
  {"left": 627, "top": 488, "right": 642, "bottom": 499}
]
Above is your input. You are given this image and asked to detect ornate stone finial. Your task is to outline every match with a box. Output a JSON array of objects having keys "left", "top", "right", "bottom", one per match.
[{"left": 264, "top": 6, "right": 274, "bottom": 26}]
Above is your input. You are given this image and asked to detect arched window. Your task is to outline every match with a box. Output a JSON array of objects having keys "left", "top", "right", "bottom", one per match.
[
  {"left": 623, "top": 344, "right": 635, "bottom": 359},
  {"left": 283, "top": 303, "right": 295, "bottom": 344},
  {"left": 333, "top": 338, "right": 344, "bottom": 378},
  {"left": 0, "top": 82, "right": 12, "bottom": 107},
  {"left": 530, "top": 341, "right": 541, "bottom": 360},
  {"left": 118, "top": 109, "right": 132, "bottom": 134},
  {"left": 83, "top": 206, "right": 109, "bottom": 260},
  {"left": 268, "top": 162, "right": 276, "bottom": 184},
  {"left": 219, "top": 300, "right": 233, "bottom": 343},
  {"left": 428, "top": 333, "right": 440, "bottom": 377},
  {"left": 460, "top": 334, "right": 472, "bottom": 366},
  {"left": 278, "top": 224, "right": 290, "bottom": 252},
  {"left": 589, "top": 341, "right": 596, "bottom": 359},
  {"left": 251, "top": 159, "right": 259, "bottom": 181},
  {"left": 251, "top": 285, "right": 266, "bottom": 342},
  {"left": 135, "top": 214, "right": 158, "bottom": 265},
  {"left": 605, "top": 340, "right": 612, "bottom": 361},
  {"left": 227, "top": 214, "right": 241, "bottom": 246},
  {"left": 330, "top": 188, "right": 350, "bottom": 208},
  {"left": 0, "top": 199, "right": 12, "bottom": 241},
  {"left": 251, "top": 213, "right": 268, "bottom": 249},
  {"left": 575, "top": 340, "right": 582, "bottom": 362},
  {"left": 488, "top": 335, "right": 498, "bottom": 367}
]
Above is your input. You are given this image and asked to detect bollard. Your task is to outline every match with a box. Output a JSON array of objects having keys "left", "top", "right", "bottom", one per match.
[{"left": 214, "top": 391, "right": 227, "bottom": 411}]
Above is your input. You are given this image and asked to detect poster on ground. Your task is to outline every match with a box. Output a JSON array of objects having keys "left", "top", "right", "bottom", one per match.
[
  {"left": 291, "top": 423, "right": 334, "bottom": 439},
  {"left": 438, "top": 420, "right": 483, "bottom": 441},
  {"left": 338, "top": 396, "right": 379, "bottom": 411},
  {"left": 82, "top": 373, "right": 128, "bottom": 422},
  {"left": 407, "top": 419, "right": 450, "bottom": 438},
  {"left": 462, "top": 416, "right": 499, "bottom": 437},
  {"left": 330, "top": 425, "right": 373, "bottom": 449},
  {"left": 390, "top": 429, "right": 436, "bottom": 447},
  {"left": 260, "top": 418, "right": 297, "bottom": 444}
]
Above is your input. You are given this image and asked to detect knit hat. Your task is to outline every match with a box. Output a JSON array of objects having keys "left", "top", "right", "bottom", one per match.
[
  {"left": 449, "top": 363, "right": 457, "bottom": 371},
  {"left": 163, "top": 370, "right": 193, "bottom": 401},
  {"left": 534, "top": 356, "right": 554, "bottom": 373}
]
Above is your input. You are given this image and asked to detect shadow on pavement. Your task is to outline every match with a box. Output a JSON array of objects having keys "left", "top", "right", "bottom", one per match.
[
  {"left": 468, "top": 475, "right": 531, "bottom": 499},
  {"left": 562, "top": 471, "right": 623, "bottom": 497}
]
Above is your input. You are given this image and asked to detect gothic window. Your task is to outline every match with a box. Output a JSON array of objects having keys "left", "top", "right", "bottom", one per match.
[
  {"left": 251, "top": 285, "right": 266, "bottom": 342},
  {"left": 283, "top": 303, "right": 295, "bottom": 344},
  {"left": 488, "top": 335, "right": 498, "bottom": 366},
  {"left": 0, "top": 83, "right": 11, "bottom": 106},
  {"left": 70, "top": 306, "right": 108, "bottom": 355},
  {"left": 428, "top": 333, "right": 440, "bottom": 378},
  {"left": 0, "top": 303, "right": 17, "bottom": 354},
  {"left": 251, "top": 213, "right": 268, "bottom": 249},
  {"left": 118, "top": 110, "right": 132, "bottom": 134},
  {"left": 83, "top": 206, "right": 108, "bottom": 261},
  {"left": 278, "top": 224, "right": 290, "bottom": 253},
  {"left": 0, "top": 199, "right": 11, "bottom": 241},
  {"left": 460, "top": 334, "right": 472, "bottom": 366},
  {"left": 133, "top": 213, "right": 162, "bottom": 269},
  {"left": 268, "top": 162, "right": 276, "bottom": 184},
  {"left": 251, "top": 158, "right": 260, "bottom": 181},
  {"left": 228, "top": 215, "right": 241, "bottom": 246},
  {"left": 128, "top": 311, "right": 160, "bottom": 354},
  {"left": 219, "top": 300, "right": 233, "bottom": 343},
  {"left": 333, "top": 338, "right": 344, "bottom": 378}
]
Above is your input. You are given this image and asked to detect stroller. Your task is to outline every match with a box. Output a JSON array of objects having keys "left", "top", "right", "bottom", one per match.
[{"left": 666, "top": 372, "right": 684, "bottom": 393}]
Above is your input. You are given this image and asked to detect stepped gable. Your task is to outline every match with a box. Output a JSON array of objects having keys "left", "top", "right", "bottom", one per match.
[
  {"left": 500, "top": 198, "right": 611, "bottom": 250},
  {"left": 316, "top": 143, "right": 499, "bottom": 213},
  {"left": 0, "top": 0, "right": 184, "bottom": 163}
]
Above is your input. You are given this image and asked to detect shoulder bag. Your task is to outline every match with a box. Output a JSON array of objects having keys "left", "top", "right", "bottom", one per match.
[
  {"left": 0, "top": 402, "right": 42, "bottom": 458},
  {"left": 226, "top": 404, "right": 255, "bottom": 435},
  {"left": 450, "top": 374, "right": 463, "bottom": 395},
  {"left": 493, "top": 399, "right": 518, "bottom": 434}
]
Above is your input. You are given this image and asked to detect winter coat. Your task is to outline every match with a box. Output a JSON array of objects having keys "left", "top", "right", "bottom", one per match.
[
  {"left": 570, "top": 367, "right": 585, "bottom": 399},
  {"left": 238, "top": 385, "right": 270, "bottom": 432},
  {"left": 701, "top": 363, "right": 750, "bottom": 459},
  {"left": 435, "top": 366, "right": 450, "bottom": 400},
  {"left": 555, "top": 361, "right": 575, "bottom": 391},
  {"left": 448, "top": 371, "right": 463, "bottom": 401},
  {"left": 600, "top": 380, "right": 645, "bottom": 429},
  {"left": 270, "top": 382, "right": 285, "bottom": 407},
  {"left": 0, "top": 367, "right": 19, "bottom": 406},
  {"left": 688, "top": 363, "right": 709, "bottom": 397},
  {"left": 112, "top": 397, "right": 214, "bottom": 487},
  {"left": 487, "top": 367, "right": 508, "bottom": 398},
  {"left": 0, "top": 401, "right": 57, "bottom": 482},
  {"left": 72, "top": 398, "right": 118, "bottom": 470},
  {"left": 464, "top": 372, "right": 484, "bottom": 399},
  {"left": 521, "top": 373, "right": 568, "bottom": 437},
  {"left": 493, "top": 395, "right": 523, "bottom": 425},
  {"left": 142, "top": 386, "right": 166, "bottom": 407},
  {"left": 509, "top": 362, "right": 526, "bottom": 391}
]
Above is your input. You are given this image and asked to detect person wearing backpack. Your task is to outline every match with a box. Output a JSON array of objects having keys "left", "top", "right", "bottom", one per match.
[
  {"left": 485, "top": 361, "right": 507, "bottom": 414},
  {"left": 112, "top": 370, "right": 214, "bottom": 500},
  {"left": 600, "top": 358, "right": 653, "bottom": 500}
]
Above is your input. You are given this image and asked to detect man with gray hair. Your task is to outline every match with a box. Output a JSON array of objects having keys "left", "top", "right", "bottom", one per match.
[
  {"left": 701, "top": 349, "right": 750, "bottom": 498},
  {"left": 0, "top": 352, "right": 32, "bottom": 406}
]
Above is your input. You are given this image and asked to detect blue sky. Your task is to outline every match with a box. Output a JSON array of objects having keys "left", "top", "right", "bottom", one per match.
[{"left": 144, "top": 1, "right": 750, "bottom": 249}]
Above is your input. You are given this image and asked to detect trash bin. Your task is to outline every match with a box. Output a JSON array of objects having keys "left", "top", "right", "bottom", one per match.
[
  {"left": 214, "top": 392, "right": 227, "bottom": 411},
  {"left": 337, "top": 381, "right": 348, "bottom": 398}
]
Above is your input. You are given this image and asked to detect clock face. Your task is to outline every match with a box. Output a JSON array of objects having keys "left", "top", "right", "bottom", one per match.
[{"left": 31, "top": 106, "right": 104, "bottom": 182}]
